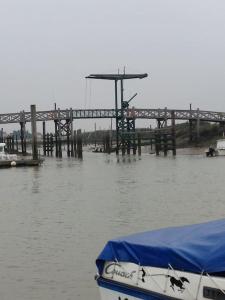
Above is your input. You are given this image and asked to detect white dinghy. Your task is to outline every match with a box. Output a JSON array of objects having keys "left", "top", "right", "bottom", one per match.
[
  {"left": 96, "top": 219, "right": 225, "bottom": 300},
  {"left": 0, "top": 143, "right": 17, "bottom": 161}
]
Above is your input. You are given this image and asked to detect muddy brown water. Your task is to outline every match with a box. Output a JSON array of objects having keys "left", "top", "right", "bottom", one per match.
[{"left": 0, "top": 149, "right": 224, "bottom": 299}]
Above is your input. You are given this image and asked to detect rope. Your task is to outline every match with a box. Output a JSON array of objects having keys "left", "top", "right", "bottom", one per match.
[{"left": 195, "top": 270, "right": 203, "bottom": 300}]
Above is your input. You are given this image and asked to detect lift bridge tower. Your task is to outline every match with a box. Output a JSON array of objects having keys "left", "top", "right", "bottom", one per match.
[{"left": 86, "top": 73, "right": 148, "bottom": 155}]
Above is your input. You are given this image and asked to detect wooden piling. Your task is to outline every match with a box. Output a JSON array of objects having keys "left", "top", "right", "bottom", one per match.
[
  {"left": 0, "top": 128, "right": 3, "bottom": 142},
  {"left": 54, "top": 120, "right": 58, "bottom": 157},
  {"left": 77, "top": 129, "right": 83, "bottom": 159},
  {"left": 57, "top": 109, "right": 62, "bottom": 158},
  {"left": 163, "top": 133, "right": 168, "bottom": 156},
  {"left": 70, "top": 109, "right": 74, "bottom": 157},
  {"left": 16, "top": 136, "right": 18, "bottom": 153},
  {"left": 31, "top": 104, "right": 38, "bottom": 160},
  {"left": 137, "top": 133, "right": 141, "bottom": 155},
  {"left": 105, "top": 131, "right": 111, "bottom": 154},
  {"left": 43, "top": 121, "right": 46, "bottom": 156},
  {"left": 50, "top": 134, "right": 54, "bottom": 156},
  {"left": 73, "top": 130, "right": 77, "bottom": 157},
  {"left": 171, "top": 110, "right": 176, "bottom": 156},
  {"left": 46, "top": 133, "right": 50, "bottom": 156},
  {"left": 66, "top": 119, "right": 70, "bottom": 157},
  {"left": 155, "top": 133, "right": 160, "bottom": 156}
]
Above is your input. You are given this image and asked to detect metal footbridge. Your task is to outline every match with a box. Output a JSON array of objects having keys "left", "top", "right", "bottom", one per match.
[{"left": 1, "top": 108, "right": 225, "bottom": 124}]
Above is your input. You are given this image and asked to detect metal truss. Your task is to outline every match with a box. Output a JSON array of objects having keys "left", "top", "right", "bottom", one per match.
[{"left": 1, "top": 108, "right": 225, "bottom": 124}]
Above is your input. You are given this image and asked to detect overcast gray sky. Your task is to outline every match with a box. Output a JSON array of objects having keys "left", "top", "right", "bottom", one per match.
[{"left": 1, "top": 0, "right": 225, "bottom": 130}]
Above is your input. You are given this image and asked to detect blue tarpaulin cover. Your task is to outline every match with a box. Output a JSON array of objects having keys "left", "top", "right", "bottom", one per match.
[{"left": 96, "top": 219, "right": 225, "bottom": 275}]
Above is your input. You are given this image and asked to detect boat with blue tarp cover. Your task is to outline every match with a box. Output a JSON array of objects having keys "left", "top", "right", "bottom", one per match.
[{"left": 95, "top": 218, "right": 225, "bottom": 299}]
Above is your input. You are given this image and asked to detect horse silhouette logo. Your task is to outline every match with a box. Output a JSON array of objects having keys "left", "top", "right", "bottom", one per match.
[{"left": 167, "top": 276, "right": 190, "bottom": 292}]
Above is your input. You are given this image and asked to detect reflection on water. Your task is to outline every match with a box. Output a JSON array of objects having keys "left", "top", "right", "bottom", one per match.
[{"left": 0, "top": 151, "right": 225, "bottom": 299}]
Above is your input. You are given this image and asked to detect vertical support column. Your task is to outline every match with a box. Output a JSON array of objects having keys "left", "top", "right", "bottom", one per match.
[
  {"left": 0, "top": 128, "right": 3, "bottom": 142},
  {"left": 31, "top": 104, "right": 38, "bottom": 160},
  {"left": 163, "top": 134, "right": 168, "bottom": 156},
  {"left": 54, "top": 120, "right": 58, "bottom": 157},
  {"left": 16, "top": 136, "right": 18, "bottom": 153},
  {"left": 164, "top": 107, "right": 168, "bottom": 128},
  {"left": 189, "top": 104, "right": 193, "bottom": 142},
  {"left": 171, "top": 110, "right": 176, "bottom": 156},
  {"left": 46, "top": 133, "right": 50, "bottom": 156},
  {"left": 137, "top": 133, "right": 141, "bottom": 156},
  {"left": 12, "top": 135, "right": 15, "bottom": 153},
  {"left": 120, "top": 79, "right": 125, "bottom": 156},
  {"left": 189, "top": 120, "right": 193, "bottom": 142},
  {"left": 115, "top": 80, "right": 119, "bottom": 155},
  {"left": 105, "top": 131, "right": 110, "bottom": 154},
  {"left": 66, "top": 119, "right": 70, "bottom": 157},
  {"left": 77, "top": 129, "right": 83, "bottom": 159},
  {"left": 155, "top": 132, "right": 160, "bottom": 156},
  {"left": 20, "top": 121, "right": 26, "bottom": 155},
  {"left": 126, "top": 119, "right": 130, "bottom": 155},
  {"left": 196, "top": 108, "right": 200, "bottom": 142},
  {"left": 58, "top": 109, "right": 62, "bottom": 158},
  {"left": 132, "top": 118, "right": 136, "bottom": 155},
  {"left": 43, "top": 121, "right": 46, "bottom": 156},
  {"left": 74, "top": 130, "right": 77, "bottom": 157},
  {"left": 50, "top": 134, "right": 54, "bottom": 156},
  {"left": 94, "top": 123, "right": 97, "bottom": 148},
  {"left": 70, "top": 108, "right": 74, "bottom": 157}
]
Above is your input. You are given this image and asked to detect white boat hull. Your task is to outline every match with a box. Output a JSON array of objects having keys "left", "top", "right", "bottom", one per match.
[
  {"left": 97, "top": 261, "right": 225, "bottom": 300},
  {"left": 216, "top": 149, "right": 225, "bottom": 156}
]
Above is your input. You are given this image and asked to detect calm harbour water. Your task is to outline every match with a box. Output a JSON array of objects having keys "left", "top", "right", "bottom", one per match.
[{"left": 0, "top": 149, "right": 225, "bottom": 300}]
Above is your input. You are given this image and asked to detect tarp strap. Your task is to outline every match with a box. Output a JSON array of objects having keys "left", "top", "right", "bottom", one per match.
[{"left": 195, "top": 270, "right": 204, "bottom": 300}]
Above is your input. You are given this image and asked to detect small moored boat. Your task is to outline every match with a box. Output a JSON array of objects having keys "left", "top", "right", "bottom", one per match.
[
  {"left": 0, "top": 143, "right": 17, "bottom": 161},
  {"left": 96, "top": 219, "right": 225, "bottom": 299},
  {"left": 215, "top": 139, "right": 225, "bottom": 156}
]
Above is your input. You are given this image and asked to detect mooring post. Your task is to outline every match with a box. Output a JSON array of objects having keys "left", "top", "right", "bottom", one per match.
[
  {"left": 77, "top": 129, "right": 83, "bottom": 159},
  {"left": 115, "top": 80, "right": 119, "bottom": 155},
  {"left": 74, "top": 130, "right": 77, "bottom": 157},
  {"left": 189, "top": 104, "right": 193, "bottom": 142},
  {"left": 171, "top": 110, "right": 176, "bottom": 156},
  {"left": 126, "top": 119, "right": 130, "bottom": 155},
  {"left": 70, "top": 108, "right": 74, "bottom": 157},
  {"left": 20, "top": 110, "right": 26, "bottom": 155},
  {"left": 12, "top": 135, "right": 15, "bottom": 153},
  {"left": 31, "top": 104, "right": 38, "bottom": 160},
  {"left": 0, "top": 128, "right": 3, "bottom": 142},
  {"left": 105, "top": 131, "right": 110, "bottom": 154},
  {"left": 196, "top": 108, "right": 200, "bottom": 143},
  {"left": 66, "top": 119, "right": 70, "bottom": 157},
  {"left": 16, "top": 136, "right": 18, "bottom": 153},
  {"left": 43, "top": 121, "right": 46, "bottom": 156},
  {"left": 57, "top": 109, "right": 62, "bottom": 158},
  {"left": 54, "top": 120, "right": 58, "bottom": 157},
  {"left": 50, "top": 134, "right": 53, "bottom": 156},
  {"left": 155, "top": 132, "right": 159, "bottom": 156},
  {"left": 137, "top": 133, "right": 141, "bottom": 155},
  {"left": 163, "top": 133, "right": 168, "bottom": 156}
]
